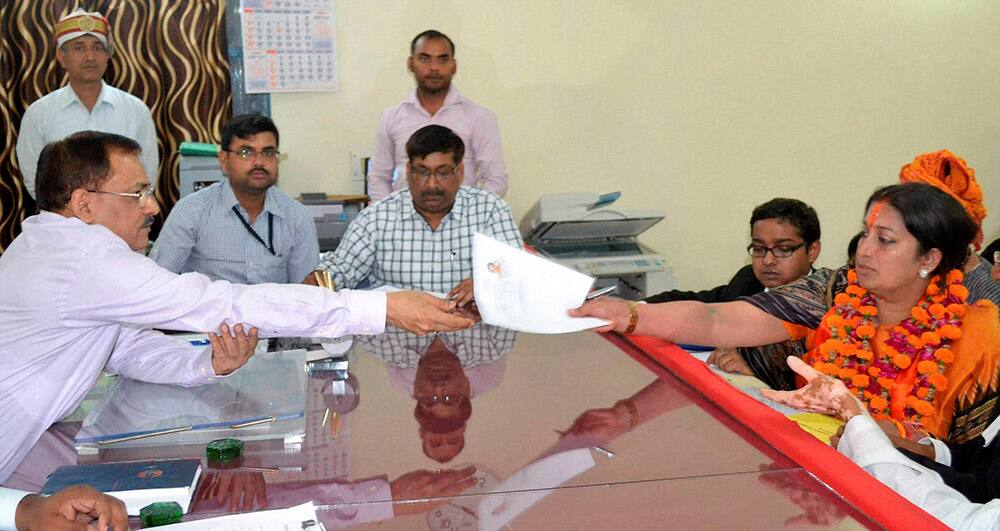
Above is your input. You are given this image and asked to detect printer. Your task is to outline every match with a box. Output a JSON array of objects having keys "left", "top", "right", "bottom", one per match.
[
  {"left": 520, "top": 192, "right": 675, "bottom": 300},
  {"left": 299, "top": 193, "right": 367, "bottom": 252}
]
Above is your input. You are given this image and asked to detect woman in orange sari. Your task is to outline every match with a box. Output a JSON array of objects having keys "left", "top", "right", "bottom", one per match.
[{"left": 573, "top": 183, "right": 1000, "bottom": 443}]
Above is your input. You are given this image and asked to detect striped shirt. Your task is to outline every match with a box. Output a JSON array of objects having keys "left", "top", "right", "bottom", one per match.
[{"left": 319, "top": 186, "right": 523, "bottom": 293}]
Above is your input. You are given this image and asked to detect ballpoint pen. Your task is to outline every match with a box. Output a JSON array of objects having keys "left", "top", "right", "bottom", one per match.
[{"left": 585, "top": 285, "right": 617, "bottom": 300}]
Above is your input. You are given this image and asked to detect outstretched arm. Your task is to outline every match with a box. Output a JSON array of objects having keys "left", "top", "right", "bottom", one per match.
[{"left": 570, "top": 298, "right": 791, "bottom": 347}]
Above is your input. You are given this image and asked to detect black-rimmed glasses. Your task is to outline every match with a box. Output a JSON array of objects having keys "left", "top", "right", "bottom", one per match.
[{"left": 746, "top": 242, "right": 807, "bottom": 259}]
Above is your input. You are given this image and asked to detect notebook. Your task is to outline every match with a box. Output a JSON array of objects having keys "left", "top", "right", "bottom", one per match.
[{"left": 42, "top": 458, "right": 202, "bottom": 515}]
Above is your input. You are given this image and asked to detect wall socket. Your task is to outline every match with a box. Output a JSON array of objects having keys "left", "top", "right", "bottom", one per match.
[{"left": 349, "top": 151, "right": 367, "bottom": 182}]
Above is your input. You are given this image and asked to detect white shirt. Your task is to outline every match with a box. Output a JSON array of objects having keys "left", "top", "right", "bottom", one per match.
[
  {"left": 839, "top": 415, "right": 1000, "bottom": 530},
  {"left": 0, "top": 211, "right": 386, "bottom": 483},
  {"left": 0, "top": 487, "right": 30, "bottom": 531},
  {"left": 16, "top": 82, "right": 159, "bottom": 198}
]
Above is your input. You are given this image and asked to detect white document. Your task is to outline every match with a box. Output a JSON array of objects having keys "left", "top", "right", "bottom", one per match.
[
  {"left": 473, "top": 233, "right": 609, "bottom": 333},
  {"left": 154, "top": 502, "right": 320, "bottom": 530},
  {"left": 478, "top": 448, "right": 596, "bottom": 531}
]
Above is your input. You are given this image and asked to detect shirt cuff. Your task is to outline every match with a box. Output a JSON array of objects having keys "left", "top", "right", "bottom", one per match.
[
  {"left": 334, "top": 289, "right": 386, "bottom": 336},
  {"left": 918, "top": 436, "right": 952, "bottom": 466},
  {"left": 329, "top": 479, "right": 393, "bottom": 524},
  {"left": 838, "top": 416, "right": 922, "bottom": 471},
  {"left": 196, "top": 346, "right": 235, "bottom": 382},
  {"left": 0, "top": 488, "right": 33, "bottom": 531}
]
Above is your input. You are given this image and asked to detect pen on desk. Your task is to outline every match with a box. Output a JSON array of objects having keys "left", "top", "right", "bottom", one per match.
[
  {"left": 229, "top": 412, "right": 305, "bottom": 429},
  {"left": 585, "top": 285, "right": 617, "bottom": 300},
  {"left": 97, "top": 426, "right": 193, "bottom": 445}
]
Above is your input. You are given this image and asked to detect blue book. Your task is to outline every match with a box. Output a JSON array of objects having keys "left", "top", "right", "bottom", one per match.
[{"left": 42, "top": 458, "right": 202, "bottom": 515}]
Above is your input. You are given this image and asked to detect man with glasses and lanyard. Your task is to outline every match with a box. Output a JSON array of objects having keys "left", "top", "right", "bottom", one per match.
[
  {"left": 151, "top": 114, "right": 318, "bottom": 284},
  {"left": 644, "top": 198, "right": 822, "bottom": 379},
  {"left": 312, "top": 124, "right": 522, "bottom": 306}
]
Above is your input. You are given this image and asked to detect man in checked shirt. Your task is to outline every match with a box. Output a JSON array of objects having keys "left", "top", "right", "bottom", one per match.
[{"left": 311, "top": 125, "right": 523, "bottom": 305}]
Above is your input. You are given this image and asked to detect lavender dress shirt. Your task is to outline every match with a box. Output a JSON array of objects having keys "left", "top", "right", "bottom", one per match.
[
  {"left": 0, "top": 212, "right": 386, "bottom": 483},
  {"left": 367, "top": 86, "right": 508, "bottom": 201}
]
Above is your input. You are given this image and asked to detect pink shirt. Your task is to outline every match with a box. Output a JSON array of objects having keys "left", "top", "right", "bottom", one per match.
[
  {"left": 0, "top": 212, "right": 386, "bottom": 482},
  {"left": 367, "top": 86, "right": 508, "bottom": 201}
]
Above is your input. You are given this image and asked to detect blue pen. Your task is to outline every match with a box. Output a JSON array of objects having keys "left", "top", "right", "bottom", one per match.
[{"left": 189, "top": 338, "right": 210, "bottom": 346}]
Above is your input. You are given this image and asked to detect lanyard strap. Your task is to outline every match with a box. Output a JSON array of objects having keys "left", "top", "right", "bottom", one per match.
[{"left": 231, "top": 205, "right": 275, "bottom": 256}]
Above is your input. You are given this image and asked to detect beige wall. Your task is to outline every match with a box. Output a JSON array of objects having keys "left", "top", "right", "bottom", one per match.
[{"left": 271, "top": 1, "right": 1000, "bottom": 289}]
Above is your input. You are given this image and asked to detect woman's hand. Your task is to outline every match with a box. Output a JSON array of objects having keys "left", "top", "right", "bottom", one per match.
[{"left": 760, "top": 356, "right": 866, "bottom": 422}]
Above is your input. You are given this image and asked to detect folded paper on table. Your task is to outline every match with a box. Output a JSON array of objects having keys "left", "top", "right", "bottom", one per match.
[{"left": 472, "top": 233, "right": 609, "bottom": 333}]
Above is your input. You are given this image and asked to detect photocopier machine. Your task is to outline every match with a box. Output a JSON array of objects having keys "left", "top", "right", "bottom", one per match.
[{"left": 520, "top": 192, "right": 676, "bottom": 300}]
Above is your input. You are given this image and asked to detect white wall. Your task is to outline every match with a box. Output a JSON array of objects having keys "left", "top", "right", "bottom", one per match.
[{"left": 271, "top": 1, "right": 1000, "bottom": 289}]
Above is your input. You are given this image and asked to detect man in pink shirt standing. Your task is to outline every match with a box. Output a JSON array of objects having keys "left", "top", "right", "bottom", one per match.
[{"left": 367, "top": 30, "right": 508, "bottom": 202}]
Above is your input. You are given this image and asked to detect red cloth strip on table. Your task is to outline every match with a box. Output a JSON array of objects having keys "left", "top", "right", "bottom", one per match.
[{"left": 606, "top": 332, "right": 947, "bottom": 531}]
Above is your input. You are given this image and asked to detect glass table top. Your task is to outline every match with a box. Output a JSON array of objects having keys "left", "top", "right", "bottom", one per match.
[{"left": 17, "top": 324, "right": 879, "bottom": 529}]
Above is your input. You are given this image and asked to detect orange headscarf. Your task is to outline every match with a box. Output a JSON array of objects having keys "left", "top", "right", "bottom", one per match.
[{"left": 899, "top": 149, "right": 987, "bottom": 249}]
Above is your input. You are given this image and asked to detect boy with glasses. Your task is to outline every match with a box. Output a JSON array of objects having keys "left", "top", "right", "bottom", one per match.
[{"left": 646, "top": 197, "right": 822, "bottom": 304}]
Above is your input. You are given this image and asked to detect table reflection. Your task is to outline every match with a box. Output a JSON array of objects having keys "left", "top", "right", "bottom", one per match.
[
  {"left": 6, "top": 326, "right": 881, "bottom": 529},
  {"left": 358, "top": 324, "right": 515, "bottom": 464}
]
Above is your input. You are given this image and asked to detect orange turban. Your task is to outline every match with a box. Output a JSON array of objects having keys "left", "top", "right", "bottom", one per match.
[{"left": 899, "top": 149, "right": 987, "bottom": 249}]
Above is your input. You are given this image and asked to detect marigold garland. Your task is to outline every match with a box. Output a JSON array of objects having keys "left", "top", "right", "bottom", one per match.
[{"left": 811, "top": 269, "right": 968, "bottom": 429}]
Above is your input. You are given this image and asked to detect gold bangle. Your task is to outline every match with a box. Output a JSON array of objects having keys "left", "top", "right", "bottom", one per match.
[
  {"left": 623, "top": 301, "right": 640, "bottom": 334},
  {"left": 615, "top": 399, "right": 640, "bottom": 430}
]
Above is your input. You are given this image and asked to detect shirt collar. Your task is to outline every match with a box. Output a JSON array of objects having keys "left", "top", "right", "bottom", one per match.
[
  {"left": 59, "top": 81, "right": 113, "bottom": 110},
  {"left": 219, "top": 179, "right": 284, "bottom": 219},
  {"left": 401, "top": 186, "right": 469, "bottom": 226},
  {"left": 404, "top": 85, "right": 464, "bottom": 115}
]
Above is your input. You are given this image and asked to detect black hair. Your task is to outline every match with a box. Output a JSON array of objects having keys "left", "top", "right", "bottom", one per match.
[
  {"left": 865, "top": 183, "right": 977, "bottom": 276},
  {"left": 35, "top": 131, "right": 141, "bottom": 211},
  {"left": 750, "top": 198, "right": 821, "bottom": 244},
  {"left": 405, "top": 124, "right": 465, "bottom": 164},
  {"left": 220, "top": 113, "right": 279, "bottom": 151},
  {"left": 410, "top": 29, "right": 455, "bottom": 56},
  {"left": 847, "top": 231, "right": 864, "bottom": 267}
]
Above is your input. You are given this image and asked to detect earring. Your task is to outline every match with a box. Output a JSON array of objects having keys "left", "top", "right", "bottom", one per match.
[{"left": 918, "top": 269, "right": 929, "bottom": 279}]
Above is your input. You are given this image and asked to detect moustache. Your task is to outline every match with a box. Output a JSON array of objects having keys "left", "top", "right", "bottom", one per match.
[
  {"left": 141, "top": 217, "right": 155, "bottom": 228},
  {"left": 420, "top": 191, "right": 445, "bottom": 199},
  {"left": 250, "top": 168, "right": 270, "bottom": 175}
]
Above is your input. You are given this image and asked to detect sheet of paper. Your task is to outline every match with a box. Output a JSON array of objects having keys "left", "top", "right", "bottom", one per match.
[
  {"left": 154, "top": 502, "right": 319, "bottom": 530},
  {"left": 478, "top": 448, "right": 596, "bottom": 531},
  {"left": 472, "top": 233, "right": 609, "bottom": 333}
]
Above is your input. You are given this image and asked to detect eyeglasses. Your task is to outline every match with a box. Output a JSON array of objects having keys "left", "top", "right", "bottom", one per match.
[
  {"left": 417, "top": 394, "right": 459, "bottom": 407},
  {"left": 87, "top": 185, "right": 156, "bottom": 206},
  {"left": 411, "top": 165, "right": 458, "bottom": 182},
  {"left": 746, "top": 242, "right": 808, "bottom": 259},
  {"left": 225, "top": 147, "right": 280, "bottom": 160}
]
